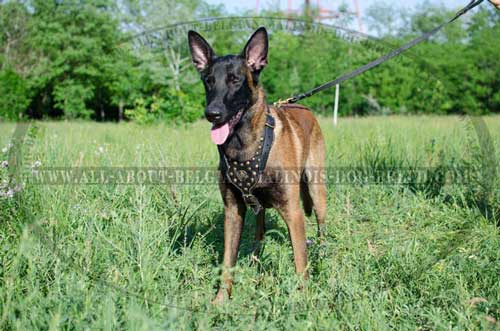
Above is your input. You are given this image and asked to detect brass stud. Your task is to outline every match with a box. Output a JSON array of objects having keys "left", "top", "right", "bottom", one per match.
[
  {"left": 233, "top": 161, "right": 237, "bottom": 165},
  {"left": 252, "top": 171, "right": 257, "bottom": 176},
  {"left": 260, "top": 137, "right": 264, "bottom": 141},
  {"left": 246, "top": 161, "right": 250, "bottom": 165},
  {"left": 252, "top": 157, "right": 255, "bottom": 161},
  {"left": 255, "top": 164, "right": 259, "bottom": 168},
  {"left": 247, "top": 167, "right": 251, "bottom": 171}
]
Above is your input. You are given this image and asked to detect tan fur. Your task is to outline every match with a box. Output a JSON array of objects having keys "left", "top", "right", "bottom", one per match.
[{"left": 213, "top": 87, "right": 327, "bottom": 303}]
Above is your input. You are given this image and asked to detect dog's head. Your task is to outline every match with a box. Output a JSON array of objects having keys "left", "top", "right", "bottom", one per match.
[{"left": 188, "top": 27, "right": 268, "bottom": 145}]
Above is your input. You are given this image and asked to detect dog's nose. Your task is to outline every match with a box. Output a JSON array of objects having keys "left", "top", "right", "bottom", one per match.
[{"left": 205, "top": 108, "right": 222, "bottom": 123}]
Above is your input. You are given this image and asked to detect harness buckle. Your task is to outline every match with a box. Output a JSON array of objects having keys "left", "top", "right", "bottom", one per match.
[
  {"left": 243, "top": 194, "right": 258, "bottom": 206},
  {"left": 243, "top": 194, "right": 263, "bottom": 214}
]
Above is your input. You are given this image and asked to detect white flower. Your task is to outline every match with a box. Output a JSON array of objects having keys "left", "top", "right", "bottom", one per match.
[
  {"left": 1, "top": 160, "right": 8, "bottom": 168},
  {"left": 97, "top": 146, "right": 105, "bottom": 154},
  {"left": 6, "top": 188, "right": 14, "bottom": 198},
  {"left": 1, "top": 143, "right": 13, "bottom": 154},
  {"left": 32, "top": 161, "right": 41, "bottom": 175},
  {"left": 13, "top": 183, "right": 24, "bottom": 193}
]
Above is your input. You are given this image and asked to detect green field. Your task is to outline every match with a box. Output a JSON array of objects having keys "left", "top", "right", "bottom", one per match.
[{"left": 1, "top": 116, "right": 499, "bottom": 330}]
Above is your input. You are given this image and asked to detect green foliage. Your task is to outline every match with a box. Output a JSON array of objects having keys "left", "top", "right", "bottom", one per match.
[
  {"left": 0, "top": 69, "right": 29, "bottom": 120},
  {"left": 125, "top": 97, "right": 160, "bottom": 125},
  {"left": 0, "top": 2, "right": 498, "bottom": 122},
  {"left": 125, "top": 88, "right": 203, "bottom": 125},
  {"left": 162, "top": 88, "right": 203, "bottom": 124},
  {"left": 53, "top": 81, "right": 94, "bottom": 119}
]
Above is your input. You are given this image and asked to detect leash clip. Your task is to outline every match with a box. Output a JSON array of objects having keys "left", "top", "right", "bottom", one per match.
[{"left": 273, "top": 97, "right": 293, "bottom": 108}]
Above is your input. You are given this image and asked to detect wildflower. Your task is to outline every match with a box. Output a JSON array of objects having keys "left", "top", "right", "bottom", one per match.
[
  {"left": 97, "top": 146, "right": 105, "bottom": 154},
  {"left": 5, "top": 188, "right": 14, "bottom": 198},
  {"left": 1, "top": 160, "right": 8, "bottom": 168},
  {"left": 14, "top": 183, "right": 24, "bottom": 193},
  {"left": 31, "top": 160, "right": 42, "bottom": 175},
  {"left": 1, "top": 143, "right": 13, "bottom": 154}
]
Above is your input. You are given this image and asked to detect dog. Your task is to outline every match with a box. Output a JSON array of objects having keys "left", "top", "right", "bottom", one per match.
[{"left": 188, "top": 27, "right": 327, "bottom": 303}]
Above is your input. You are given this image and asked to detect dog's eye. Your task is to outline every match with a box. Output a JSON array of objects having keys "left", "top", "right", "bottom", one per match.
[{"left": 227, "top": 74, "right": 240, "bottom": 84}]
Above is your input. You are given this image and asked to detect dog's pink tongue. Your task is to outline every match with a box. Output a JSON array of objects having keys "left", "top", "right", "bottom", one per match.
[{"left": 211, "top": 123, "right": 230, "bottom": 145}]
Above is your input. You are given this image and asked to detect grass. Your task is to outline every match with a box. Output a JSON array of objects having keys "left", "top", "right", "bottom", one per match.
[{"left": 0, "top": 115, "right": 499, "bottom": 330}]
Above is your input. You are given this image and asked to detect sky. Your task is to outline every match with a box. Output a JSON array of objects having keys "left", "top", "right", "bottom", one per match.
[
  {"left": 205, "top": 0, "right": 476, "bottom": 34},
  {"left": 206, "top": 0, "right": 472, "bottom": 17}
]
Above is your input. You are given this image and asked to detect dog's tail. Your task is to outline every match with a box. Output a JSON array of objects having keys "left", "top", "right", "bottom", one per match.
[{"left": 300, "top": 174, "right": 313, "bottom": 217}]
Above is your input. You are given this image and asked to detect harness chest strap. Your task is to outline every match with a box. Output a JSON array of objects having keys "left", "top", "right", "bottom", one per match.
[{"left": 218, "top": 108, "right": 275, "bottom": 214}]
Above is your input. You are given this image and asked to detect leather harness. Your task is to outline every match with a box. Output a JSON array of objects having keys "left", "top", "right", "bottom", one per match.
[{"left": 218, "top": 107, "right": 275, "bottom": 214}]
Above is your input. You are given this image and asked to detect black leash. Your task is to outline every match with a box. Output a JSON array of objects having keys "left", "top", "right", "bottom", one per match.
[{"left": 274, "top": 0, "right": 485, "bottom": 106}]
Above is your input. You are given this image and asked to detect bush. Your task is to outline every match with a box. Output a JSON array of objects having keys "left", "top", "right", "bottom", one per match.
[{"left": 0, "top": 69, "right": 30, "bottom": 120}]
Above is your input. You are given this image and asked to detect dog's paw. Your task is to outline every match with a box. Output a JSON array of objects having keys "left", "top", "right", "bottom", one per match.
[{"left": 211, "top": 290, "right": 228, "bottom": 305}]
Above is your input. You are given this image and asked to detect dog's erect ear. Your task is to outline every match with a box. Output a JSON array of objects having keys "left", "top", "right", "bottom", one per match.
[
  {"left": 242, "top": 27, "right": 268, "bottom": 72},
  {"left": 188, "top": 30, "right": 215, "bottom": 72}
]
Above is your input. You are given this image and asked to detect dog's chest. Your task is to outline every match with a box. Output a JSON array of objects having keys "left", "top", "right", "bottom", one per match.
[{"left": 252, "top": 184, "right": 287, "bottom": 209}]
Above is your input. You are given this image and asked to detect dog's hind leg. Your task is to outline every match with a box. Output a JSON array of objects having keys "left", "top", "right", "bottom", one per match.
[
  {"left": 304, "top": 129, "right": 327, "bottom": 239},
  {"left": 308, "top": 180, "right": 327, "bottom": 239},
  {"left": 300, "top": 177, "right": 313, "bottom": 217}
]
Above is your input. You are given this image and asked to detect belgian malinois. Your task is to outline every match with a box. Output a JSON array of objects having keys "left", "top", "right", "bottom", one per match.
[{"left": 188, "top": 27, "right": 327, "bottom": 303}]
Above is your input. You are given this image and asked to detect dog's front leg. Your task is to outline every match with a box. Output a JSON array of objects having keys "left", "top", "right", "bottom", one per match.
[{"left": 213, "top": 188, "right": 246, "bottom": 304}]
